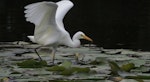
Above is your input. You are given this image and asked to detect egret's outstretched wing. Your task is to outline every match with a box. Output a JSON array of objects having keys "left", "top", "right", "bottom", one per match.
[
  {"left": 25, "top": 1, "right": 60, "bottom": 45},
  {"left": 56, "top": 0, "right": 74, "bottom": 29},
  {"left": 24, "top": 1, "right": 58, "bottom": 26}
]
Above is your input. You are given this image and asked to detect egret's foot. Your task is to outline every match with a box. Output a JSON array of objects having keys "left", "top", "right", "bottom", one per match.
[{"left": 74, "top": 53, "right": 86, "bottom": 65}]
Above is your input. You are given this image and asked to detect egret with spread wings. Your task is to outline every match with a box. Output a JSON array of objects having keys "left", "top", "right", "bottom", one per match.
[{"left": 25, "top": 0, "right": 93, "bottom": 63}]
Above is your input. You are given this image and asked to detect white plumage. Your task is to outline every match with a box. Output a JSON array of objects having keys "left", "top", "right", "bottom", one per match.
[{"left": 25, "top": 0, "right": 93, "bottom": 63}]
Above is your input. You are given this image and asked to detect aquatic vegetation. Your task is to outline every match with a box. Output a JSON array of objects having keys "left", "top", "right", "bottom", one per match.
[
  {"left": 17, "top": 59, "right": 47, "bottom": 68},
  {"left": 0, "top": 42, "right": 150, "bottom": 82}
]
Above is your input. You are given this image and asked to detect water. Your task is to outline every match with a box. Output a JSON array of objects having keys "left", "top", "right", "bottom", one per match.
[{"left": 0, "top": 0, "right": 150, "bottom": 50}]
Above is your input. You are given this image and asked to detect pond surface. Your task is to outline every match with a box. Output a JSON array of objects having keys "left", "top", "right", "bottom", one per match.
[{"left": 0, "top": 41, "right": 150, "bottom": 82}]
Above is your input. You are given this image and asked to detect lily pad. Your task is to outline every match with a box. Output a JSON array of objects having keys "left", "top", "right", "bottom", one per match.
[
  {"left": 126, "top": 75, "right": 150, "bottom": 79},
  {"left": 61, "top": 67, "right": 90, "bottom": 76},
  {"left": 121, "top": 63, "right": 135, "bottom": 72},
  {"left": 129, "top": 59, "right": 146, "bottom": 67},
  {"left": 120, "top": 79, "right": 139, "bottom": 82},
  {"left": 89, "top": 57, "right": 106, "bottom": 65},
  {"left": 108, "top": 61, "right": 121, "bottom": 75},
  {"left": 17, "top": 59, "right": 47, "bottom": 68},
  {"left": 47, "top": 62, "right": 90, "bottom": 76},
  {"left": 46, "top": 65, "right": 65, "bottom": 71},
  {"left": 60, "top": 60, "right": 72, "bottom": 69}
]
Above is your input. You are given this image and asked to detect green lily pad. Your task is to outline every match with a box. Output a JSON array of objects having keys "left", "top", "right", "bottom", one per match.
[
  {"left": 108, "top": 61, "right": 121, "bottom": 75},
  {"left": 71, "top": 67, "right": 90, "bottom": 73},
  {"left": 61, "top": 67, "right": 90, "bottom": 76},
  {"left": 126, "top": 75, "right": 150, "bottom": 80},
  {"left": 131, "top": 65, "right": 150, "bottom": 73},
  {"left": 17, "top": 59, "right": 47, "bottom": 68},
  {"left": 60, "top": 60, "right": 72, "bottom": 69},
  {"left": 47, "top": 61, "right": 90, "bottom": 76},
  {"left": 121, "top": 63, "right": 135, "bottom": 72},
  {"left": 46, "top": 65, "right": 65, "bottom": 71}
]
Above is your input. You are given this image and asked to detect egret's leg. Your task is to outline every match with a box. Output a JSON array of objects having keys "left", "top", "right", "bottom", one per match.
[
  {"left": 75, "top": 53, "right": 79, "bottom": 63},
  {"left": 34, "top": 49, "right": 42, "bottom": 61},
  {"left": 51, "top": 48, "right": 56, "bottom": 64},
  {"left": 34, "top": 46, "right": 43, "bottom": 61}
]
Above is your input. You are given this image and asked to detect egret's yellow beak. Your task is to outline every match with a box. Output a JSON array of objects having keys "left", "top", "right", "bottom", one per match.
[{"left": 82, "top": 34, "right": 93, "bottom": 42}]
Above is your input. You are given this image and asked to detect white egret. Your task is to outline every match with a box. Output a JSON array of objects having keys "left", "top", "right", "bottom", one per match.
[{"left": 25, "top": 0, "right": 93, "bottom": 63}]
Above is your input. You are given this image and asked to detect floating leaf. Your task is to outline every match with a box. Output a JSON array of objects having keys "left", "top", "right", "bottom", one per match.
[
  {"left": 47, "top": 65, "right": 65, "bottom": 71},
  {"left": 47, "top": 61, "right": 90, "bottom": 76},
  {"left": 61, "top": 67, "right": 90, "bottom": 76},
  {"left": 61, "top": 69, "right": 74, "bottom": 76},
  {"left": 60, "top": 60, "right": 72, "bottom": 69},
  {"left": 71, "top": 67, "right": 90, "bottom": 73},
  {"left": 89, "top": 57, "right": 106, "bottom": 65},
  {"left": 120, "top": 79, "right": 139, "bottom": 82},
  {"left": 121, "top": 63, "right": 135, "bottom": 72},
  {"left": 108, "top": 61, "right": 121, "bottom": 76},
  {"left": 131, "top": 65, "right": 150, "bottom": 73},
  {"left": 126, "top": 75, "right": 150, "bottom": 80},
  {"left": 129, "top": 60, "right": 145, "bottom": 67},
  {"left": 17, "top": 59, "right": 47, "bottom": 68}
]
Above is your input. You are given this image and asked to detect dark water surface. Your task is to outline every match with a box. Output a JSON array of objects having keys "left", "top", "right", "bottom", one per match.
[{"left": 0, "top": 0, "right": 150, "bottom": 50}]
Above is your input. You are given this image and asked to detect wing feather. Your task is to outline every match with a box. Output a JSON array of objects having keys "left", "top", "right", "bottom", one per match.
[
  {"left": 24, "top": 1, "right": 58, "bottom": 26},
  {"left": 25, "top": 1, "right": 60, "bottom": 45},
  {"left": 56, "top": 0, "right": 74, "bottom": 29}
]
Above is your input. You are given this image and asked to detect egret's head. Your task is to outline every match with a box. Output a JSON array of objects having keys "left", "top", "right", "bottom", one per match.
[{"left": 75, "top": 31, "right": 93, "bottom": 42}]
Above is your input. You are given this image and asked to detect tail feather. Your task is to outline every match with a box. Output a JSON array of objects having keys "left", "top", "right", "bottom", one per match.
[{"left": 27, "top": 36, "right": 36, "bottom": 43}]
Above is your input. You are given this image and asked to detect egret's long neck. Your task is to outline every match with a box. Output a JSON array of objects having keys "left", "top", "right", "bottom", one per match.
[{"left": 67, "top": 33, "right": 81, "bottom": 48}]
